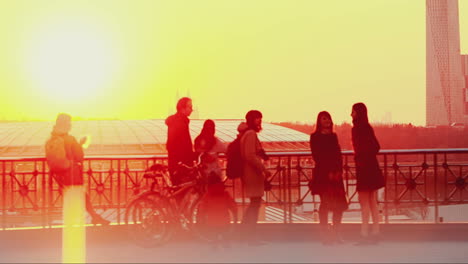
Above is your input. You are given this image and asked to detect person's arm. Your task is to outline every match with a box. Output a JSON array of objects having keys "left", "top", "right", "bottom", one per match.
[
  {"left": 70, "top": 136, "right": 84, "bottom": 162},
  {"left": 332, "top": 133, "right": 344, "bottom": 174},
  {"left": 212, "top": 138, "right": 227, "bottom": 153},
  {"left": 369, "top": 126, "right": 381, "bottom": 154},
  {"left": 309, "top": 133, "right": 322, "bottom": 164},
  {"left": 351, "top": 127, "right": 365, "bottom": 154}
]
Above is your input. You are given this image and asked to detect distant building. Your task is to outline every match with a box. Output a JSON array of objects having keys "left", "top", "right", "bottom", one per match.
[
  {"left": 381, "top": 112, "right": 393, "bottom": 124},
  {"left": 462, "top": 55, "right": 468, "bottom": 117},
  {"left": 426, "top": 0, "right": 467, "bottom": 126}
]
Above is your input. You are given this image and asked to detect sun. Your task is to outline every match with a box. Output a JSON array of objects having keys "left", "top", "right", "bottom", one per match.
[{"left": 23, "top": 18, "right": 120, "bottom": 103}]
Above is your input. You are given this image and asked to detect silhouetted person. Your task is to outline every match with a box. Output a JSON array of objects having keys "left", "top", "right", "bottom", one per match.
[
  {"left": 165, "top": 97, "right": 196, "bottom": 185},
  {"left": 46, "top": 113, "right": 109, "bottom": 225},
  {"left": 194, "top": 119, "right": 227, "bottom": 180},
  {"left": 310, "top": 111, "right": 348, "bottom": 245},
  {"left": 240, "top": 110, "right": 271, "bottom": 246},
  {"left": 197, "top": 173, "right": 236, "bottom": 249},
  {"left": 351, "top": 103, "right": 385, "bottom": 245}
]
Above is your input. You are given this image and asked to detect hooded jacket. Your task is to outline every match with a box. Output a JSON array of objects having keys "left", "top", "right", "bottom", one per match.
[{"left": 165, "top": 112, "right": 195, "bottom": 177}]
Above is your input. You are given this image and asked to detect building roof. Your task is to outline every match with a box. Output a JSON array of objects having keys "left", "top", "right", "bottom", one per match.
[{"left": 0, "top": 119, "right": 310, "bottom": 157}]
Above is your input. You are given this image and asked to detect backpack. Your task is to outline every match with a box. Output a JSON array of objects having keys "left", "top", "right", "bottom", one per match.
[
  {"left": 45, "top": 135, "right": 71, "bottom": 172},
  {"left": 226, "top": 136, "right": 243, "bottom": 179}
]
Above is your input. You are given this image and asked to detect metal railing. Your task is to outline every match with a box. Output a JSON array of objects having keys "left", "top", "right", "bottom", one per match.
[{"left": 1, "top": 149, "right": 467, "bottom": 229}]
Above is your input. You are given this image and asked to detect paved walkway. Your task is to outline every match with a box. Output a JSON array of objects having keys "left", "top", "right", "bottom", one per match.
[
  {"left": 1, "top": 224, "right": 467, "bottom": 263},
  {"left": 1, "top": 238, "right": 467, "bottom": 263}
]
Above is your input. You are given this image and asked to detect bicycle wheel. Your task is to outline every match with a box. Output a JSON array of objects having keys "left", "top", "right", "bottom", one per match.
[
  {"left": 125, "top": 196, "right": 172, "bottom": 247},
  {"left": 189, "top": 197, "right": 238, "bottom": 242}
]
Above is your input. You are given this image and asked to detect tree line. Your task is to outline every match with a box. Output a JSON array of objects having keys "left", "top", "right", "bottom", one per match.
[{"left": 275, "top": 122, "right": 468, "bottom": 150}]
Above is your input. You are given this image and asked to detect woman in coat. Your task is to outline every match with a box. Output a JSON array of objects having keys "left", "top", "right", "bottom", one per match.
[
  {"left": 240, "top": 110, "right": 271, "bottom": 246},
  {"left": 351, "top": 103, "right": 385, "bottom": 245},
  {"left": 310, "top": 111, "right": 348, "bottom": 245}
]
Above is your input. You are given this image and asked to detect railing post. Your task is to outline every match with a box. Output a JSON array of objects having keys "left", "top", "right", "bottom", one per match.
[
  {"left": 47, "top": 165, "right": 53, "bottom": 228},
  {"left": 1, "top": 161, "right": 5, "bottom": 230},
  {"left": 117, "top": 159, "right": 121, "bottom": 224},
  {"left": 41, "top": 160, "right": 47, "bottom": 228},
  {"left": 280, "top": 157, "right": 287, "bottom": 224},
  {"left": 384, "top": 154, "right": 389, "bottom": 224},
  {"left": 434, "top": 153, "right": 439, "bottom": 224},
  {"left": 287, "top": 156, "right": 292, "bottom": 223}
]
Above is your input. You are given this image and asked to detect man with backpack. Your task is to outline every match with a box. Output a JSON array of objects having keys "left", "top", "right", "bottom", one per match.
[
  {"left": 45, "top": 113, "right": 109, "bottom": 225},
  {"left": 239, "top": 110, "right": 271, "bottom": 246}
]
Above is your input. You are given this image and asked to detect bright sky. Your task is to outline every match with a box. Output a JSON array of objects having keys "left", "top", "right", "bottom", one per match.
[{"left": 0, "top": 0, "right": 467, "bottom": 125}]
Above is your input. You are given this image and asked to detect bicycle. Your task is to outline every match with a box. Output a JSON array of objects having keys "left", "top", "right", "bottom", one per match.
[{"left": 124, "top": 162, "right": 238, "bottom": 247}]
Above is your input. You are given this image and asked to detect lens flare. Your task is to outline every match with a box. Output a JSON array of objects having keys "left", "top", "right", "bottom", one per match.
[
  {"left": 62, "top": 185, "right": 86, "bottom": 263},
  {"left": 23, "top": 17, "right": 120, "bottom": 105}
]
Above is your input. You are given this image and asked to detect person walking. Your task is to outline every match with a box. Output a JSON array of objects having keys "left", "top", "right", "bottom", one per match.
[
  {"left": 46, "top": 113, "right": 110, "bottom": 225},
  {"left": 351, "top": 102, "right": 385, "bottom": 245},
  {"left": 310, "top": 111, "right": 348, "bottom": 245}
]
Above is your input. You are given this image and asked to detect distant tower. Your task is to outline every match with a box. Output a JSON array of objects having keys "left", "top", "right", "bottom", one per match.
[
  {"left": 186, "top": 89, "right": 199, "bottom": 119},
  {"left": 426, "top": 0, "right": 466, "bottom": 126},
  {"left": 462, "top": 55, "right": 468, "bottom": 116}
]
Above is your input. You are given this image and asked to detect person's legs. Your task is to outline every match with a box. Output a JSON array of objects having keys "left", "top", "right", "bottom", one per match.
[
  {"left": 85, "top": 192, "right": 110, "bottom": 225},
  {"left": 369, "top": 190, "right": 380, "bottom": 237},
  {"left": 331, "top": 209, "right": 344, "bottom": 243},
  {"left": 318, "top": 197, "right": 329, "bottom": 226},
  {"left": 332, "top": 210, "right": 343, "bottom": 226},
  {"left": 242, "top": 197, "right": 262, "bottom": 224},
  {"left": 241, "top": 197, "right": 263, "bottom": 244},
  {"left": 358, "top": 191, "right": 370, "bottom": 238},
  {"left": 318, "top": 194, "right": 331, "bottom": 245}
]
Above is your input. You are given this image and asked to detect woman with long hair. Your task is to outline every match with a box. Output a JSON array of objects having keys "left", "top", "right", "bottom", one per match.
[
  {"left": 351, "top": 103, "right": 385, "bottom": 245},
  {"left": 310, "top": 111, "right": 348, "bottom": 245},
  {"left": 194, "top": 120, "right": 234, "bottom": 247},
  {"left": 194, "top": 119, "right": 226, "bottom": 179}
]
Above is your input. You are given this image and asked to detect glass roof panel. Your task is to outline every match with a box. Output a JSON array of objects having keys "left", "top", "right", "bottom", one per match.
[{"left": 0, "top": 119, "right": 309, "bottom": 157}]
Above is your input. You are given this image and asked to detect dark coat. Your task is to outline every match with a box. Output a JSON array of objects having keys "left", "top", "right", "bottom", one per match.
[
  {"left": 310, "top": 132, "right": 348, "bottom": 211},
  {"left": 165, "top": 113, "right": 195, "bottom": 181},
  {"left": 309, "top": 132, "right": 344, "bottom": 195},
  {"left": 351, "top": 123, "right": 385, "bottom": 191}
]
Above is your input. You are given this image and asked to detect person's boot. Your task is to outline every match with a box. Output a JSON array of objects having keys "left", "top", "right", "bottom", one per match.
[
  {"left": 353, "top": 235, "right": 372, "bottom": 246},
  {"left": 319, "top": 224, "right": 333, "bottom": 245},
  {"left": 246, "top": 227, "right": 268, "bottom": 246},
  {"left": 369, "top": 233, "right": 381, "bottom": 245},
  {"left": 91, "top": 214, "right": 111, "bottom": 225},
  {"left": 331, "top": 225, "right": 345, "bottom": 244}
]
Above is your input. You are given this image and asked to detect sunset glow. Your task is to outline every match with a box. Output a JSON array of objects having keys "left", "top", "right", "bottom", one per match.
[
  {"left": 0, "top": 0, "right": 467, "bottom": 124},
  {"left": 23, "top": 18, "right": 119, "bottom": 103}
]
